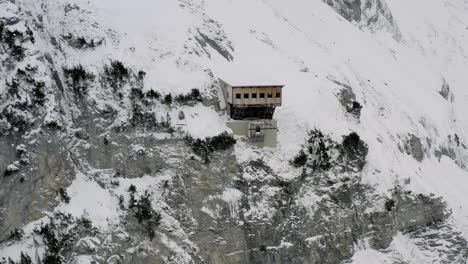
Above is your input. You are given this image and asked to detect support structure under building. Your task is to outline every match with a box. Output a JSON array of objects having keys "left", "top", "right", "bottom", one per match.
[{"left": 219, "top": 78, "right": 284, "bottom": 147}]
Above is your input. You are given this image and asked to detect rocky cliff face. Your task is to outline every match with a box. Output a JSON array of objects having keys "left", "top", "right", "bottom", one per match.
[
  {"left": 323, "top": 0, "right": 401, "bottom": 38},
  {"left": 1, "top": 0, "right": 468, "bottom": 263}
]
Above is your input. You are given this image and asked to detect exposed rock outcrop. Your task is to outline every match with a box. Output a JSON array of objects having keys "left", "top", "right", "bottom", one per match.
[{"left": 324, "top": 0, "right": 401, "bottom": 39}]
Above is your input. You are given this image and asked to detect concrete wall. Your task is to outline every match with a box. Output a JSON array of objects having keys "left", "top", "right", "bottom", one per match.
[
  {"left": 219, "top": 79, "right": 233, "bottom": 104},
  {"left": 226, "top": 119, "right": 278, "bottom": 148}
]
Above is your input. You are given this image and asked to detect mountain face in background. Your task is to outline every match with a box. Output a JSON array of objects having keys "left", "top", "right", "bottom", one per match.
[{"left": 1, "top": 0, "right": 468, "bottom": 263}]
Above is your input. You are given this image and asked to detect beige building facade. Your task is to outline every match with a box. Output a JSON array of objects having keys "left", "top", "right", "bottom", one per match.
[{"left": 219, "top": 78, "right": 284, "bottom": 148}]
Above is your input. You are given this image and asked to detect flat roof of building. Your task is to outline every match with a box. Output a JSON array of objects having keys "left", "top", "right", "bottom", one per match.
[
  {"left": 231, "top": 84, "right": 284, "bottom": 88},
  {"left": 220, "top": 78, "right": 284, "bottom": 88}
]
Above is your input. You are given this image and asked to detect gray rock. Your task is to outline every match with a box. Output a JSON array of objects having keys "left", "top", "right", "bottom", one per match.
[
  {"left": 404, "top": 134, "right": 425, "bottom": 162},
  {"left": 323, "top": 0, "right": 401, "bottom": 39},
  {"left": 439, "top": 79, "right": 455, "bottom": 102}
]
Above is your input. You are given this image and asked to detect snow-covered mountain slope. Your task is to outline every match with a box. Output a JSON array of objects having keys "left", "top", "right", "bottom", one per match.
[{"left": 1, "top": 0, "right": 468, "bottom": 263}]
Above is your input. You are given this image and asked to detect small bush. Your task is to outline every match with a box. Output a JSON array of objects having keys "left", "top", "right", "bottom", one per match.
[
  {"left": 145, "top": 90, "right": 160, "bottom": 99},
  {"left": 292, "top": 129, "right": 369, "bottom": 173},
  {"left": 341, "top": 132, "right": 361, "bottom": 155},
  {"left": 19, "top": 252, "right": 32, "bottom": 264},
  {"left": 185, "top": 132, "right": 236, "bottom": 163},
  {"left": 11, "top": 45, "right": 26, "bottom": 61},
  {"left": 25, "top": 27, "right": 34, "bottom": 44},
  {"left": 0, "top": 27, "right": 29, "bottom": 61},
  {"left": 305, "top": 129, "right": 334, "bottom": 171},
  {"left": 351, "top": 101, "right": 362, "bottom": 112},
  {"left": 339, "top": 132, "right": 368, "bottom": 171},
  {"left": 118, "top": 195, "right": 125, "bottom": 210},
  {"left": 33, "top": 81, "right": 46, "bottom": 105},
  {"left": 345, "top": 101, "right": 363, "bottom": 117},
  {"left": 63, "top": 65, "right": 94, "bottom": 93},
  {"left": 2, "top": 29, "right": 22, "bottom": 48},
  {"left": 385, "top": 198, "right": 395, "bottom": 212},
  {"left": 8, "top": 228, "right": 24, "bottom": 241},
  {"left": 163, "top": 94, "right": 173, "bottom": 105},
  {"left": 454, "top": 133, "right": 460, "bottom": 147},
  {"left": 0, "top": 22, "right": 5, "bottom": 40},
  {"left": 130, "top": 104, "right": 159, "bottom": 129},
  {"left": 189, "top": 138, "right": 212, "bottom": 163},
  {"left": 71, "top": 36, "right": 101, "bottom": 49},
  {"left": 174, "top": 89, "right": 202, "bottom": 104},
  {"left": 58, "top": 188, "right": 70, "bottom": 203},
  {"left": 45, "top": 120, "right": 62, "bottom": 130},
  {"left": 105, "top": 60, "right": 129, "bottom": 89},
  {"left": 130, "top": 87, "right": 144, "bottom": 100},
  {"left": 128, "top": 184, "right": 137, "bottom": 193},
  {"left": 6, "top": 79, "right": 20, "bottom": 98},
  {"left": 2, "top": 105, "right": 31, "bottom": 132},
  {"left": 133, "top": 190, "right": 159, "bottom": 224},
  {"left": 291, "top": 150, "right": 307, "bottom": 168},
  {"left": 127, "top": 189, "right": 161, "bottom": 240},
  {"left": 76, "top": 216, "right": 92, "bottom": 229},
  {"left": 190, "top": 88, "right": 201, "bottom": 98},
  {"left": 42, "top": 254, "right": 62, "bottom": 264},
  {"left": 108, "top": 61, "right": 128, "bottom": 78},
  {"left": 33, "top": 212, "right": 97, "bottom": 263},
  {"left": 210, "top": 132, "right": 237, "bottom": 151},
  {"left": 138, "top": 71, "right": 146, "bottom": 80},
  {"left": 128, "top": 184, "right": 137, "bottom": 209},
  {"left": 34, "top": 222, "right": 66, "bottom": 256}
]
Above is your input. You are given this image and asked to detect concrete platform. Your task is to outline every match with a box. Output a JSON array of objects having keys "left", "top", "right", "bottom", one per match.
[{"left": 226, "top": 119, "right": 278, "bottom": 148}]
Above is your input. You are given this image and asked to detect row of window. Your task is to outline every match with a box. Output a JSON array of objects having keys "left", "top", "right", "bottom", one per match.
[{"left": 235, "top": 92, "right": 281, "bottom": 99}]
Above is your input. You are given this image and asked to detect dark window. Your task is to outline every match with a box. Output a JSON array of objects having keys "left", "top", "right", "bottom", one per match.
[
  {"left": 252, "top": 93, "right": 257, "bottom": 99},
  {"left": 244, "top": 93, "right": 249, "bottom": 99},
  {"left": 267, "top": 93, "right": 273, "bottom": 98},
  {"left": 275, "top": 92, "right": 281, "bottom": 98},
  {"left": 259, "top": 93, "right": 265, "bottom": 98},
  {"left": 235, "top": 94, "right": 241, "bottom": 99}
]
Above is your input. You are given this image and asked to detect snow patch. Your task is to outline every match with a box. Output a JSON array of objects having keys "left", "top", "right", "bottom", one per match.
[{"left": 55, "top": 172, "right": 120, "bottom": 230}]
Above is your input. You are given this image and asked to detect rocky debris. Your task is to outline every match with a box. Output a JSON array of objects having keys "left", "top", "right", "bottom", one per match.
[
  {"left": 439, "top": 78, "right": 455, "bottom": 102},
  {"left": 404, "top": 134, "right": 425, "bottom": 162},
  {"left": 4, "top": 163, "right": 20, "bottom": 177},
  {"left": 178, "top": 0, "right": 234, "bottom": 62},
  {"left": 325, "top": 0, "right": 362, "bottom": 22},
  {"left": 407, "top": 224, "right": 468, "bottom": 264},
  {"left": 195, "top": 30, "right": 234, "bottom": 61},
  {"left": 394, "top": 192, "right": 448, "bottom": 231},
  {"left": 59, "top": 3, "right": 106, "bottom": 50},
  {"left": 434, "top": 134, "right": 468, "bottom": 169},
  {"left": 0, "top": 131, "right": 76, "bottom": 242},
  {"left": 323, "top": 0, "right": 401, "bottom": 38},
  {"left": 329, "top": 78, "right": 363, "bottom": 120}
]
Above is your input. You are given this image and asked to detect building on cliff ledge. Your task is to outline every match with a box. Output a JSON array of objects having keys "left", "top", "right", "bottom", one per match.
[{"left": 218, "top": 78, "right": 284, "bottom": 147}]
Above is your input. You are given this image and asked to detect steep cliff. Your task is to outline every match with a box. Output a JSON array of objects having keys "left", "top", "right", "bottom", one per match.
[{"left": 1, "top": 0, "right": 468, "bottom": 263}]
